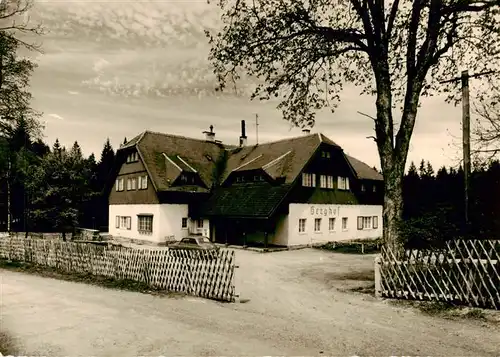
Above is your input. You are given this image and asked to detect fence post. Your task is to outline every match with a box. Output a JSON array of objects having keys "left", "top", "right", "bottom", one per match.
[{"left": 374, "top": 255, "right": 382, "bottom": 298}]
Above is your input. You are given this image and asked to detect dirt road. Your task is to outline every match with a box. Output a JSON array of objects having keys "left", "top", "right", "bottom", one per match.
[{"left": 1, "top": 248, "right": 499, "bottom": 356}]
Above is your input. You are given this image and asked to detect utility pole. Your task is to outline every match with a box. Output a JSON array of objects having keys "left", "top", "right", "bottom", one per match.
[
  {"left": 462, "top": 70, "right": 471, "bottom": 227},
  {"left": 255, "top": 113, "right": 259, "bottom": 145},
  {"left": 6, "top": 156, "right": 11, "bottom": 233},
  {"left": 440, "top": 69, "right": 496, "bottom": 230}
]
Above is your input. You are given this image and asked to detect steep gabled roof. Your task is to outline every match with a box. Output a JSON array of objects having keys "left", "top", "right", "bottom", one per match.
[
  {"left": 223, "top": 133, "right": 339, "bottom": 183},
  {"left": 117, "top": 129, "right": 383, "bottom": 194},
  {"left": 345, "top": 154, "right": 383, "bottom": 181},
  {"left": 122, "top": 131, "right": 226, "bottom": 192}
]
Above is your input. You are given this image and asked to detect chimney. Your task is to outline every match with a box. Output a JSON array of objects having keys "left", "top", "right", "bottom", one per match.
[
  {"left": 239, "top": 120, "right": 247, "bottom": 146},
  {"left": 302, "top": 128, "right": 311, "bottom": 135},
  {"left": 203, "top": 125, "right": 215, "bottom": 142}
]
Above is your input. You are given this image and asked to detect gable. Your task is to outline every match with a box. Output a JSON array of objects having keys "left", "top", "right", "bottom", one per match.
[{"left": 118, "top": 152, "right": 147, "bottom": 175}]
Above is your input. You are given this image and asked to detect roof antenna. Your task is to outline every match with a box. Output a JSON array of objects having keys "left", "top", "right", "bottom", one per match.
[{"left": 255, "top": 113, "right": 259, "bottom": 145}]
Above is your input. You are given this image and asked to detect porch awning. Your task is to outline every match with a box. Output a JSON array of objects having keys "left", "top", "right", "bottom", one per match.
[{"left": 193, "top": 183, "right": 292, "bottom": 219}]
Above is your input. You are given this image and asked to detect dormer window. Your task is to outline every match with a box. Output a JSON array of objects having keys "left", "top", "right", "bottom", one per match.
[
  {"left": 321, "top": 151, "right": 331, "bottom": 159},
  {"left": 179, "top": 174, "right": 195, "bottom": 184},
  {"left": 126, "top": 152, "right": 139, "bottom": 163}
]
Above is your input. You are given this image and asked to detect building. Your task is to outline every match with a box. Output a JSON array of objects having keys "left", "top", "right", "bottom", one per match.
[{"left": 108, "top": 122, "right": 383, "bottom": 247}]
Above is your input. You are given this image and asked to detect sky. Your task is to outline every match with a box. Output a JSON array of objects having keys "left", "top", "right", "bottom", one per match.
[{"left": 20, "top": 0, "right": 471, "bottom": 170}]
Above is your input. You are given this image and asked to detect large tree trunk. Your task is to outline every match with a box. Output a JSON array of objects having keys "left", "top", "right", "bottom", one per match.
[{"left": 382, "top": 167, "right": 405, "bottom": 257}]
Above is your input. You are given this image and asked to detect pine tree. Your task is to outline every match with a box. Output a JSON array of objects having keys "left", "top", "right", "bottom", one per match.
[
  {"left": 407, "top": 161, "right": 418, "bottom": 178},
  {"left": 425, "top": 161, "right": 435, "bottom": 178},
  {"left": 418, "top": 159, "right": 426, "bottom": 177}
]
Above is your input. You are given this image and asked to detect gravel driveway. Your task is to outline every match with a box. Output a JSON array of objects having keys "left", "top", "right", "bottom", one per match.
[{"left": 1, "top": 248, "right": 499, "bottom": 356}]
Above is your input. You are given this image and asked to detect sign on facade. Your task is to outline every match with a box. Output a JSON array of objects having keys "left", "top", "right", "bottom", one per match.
[{"left": 310, "top": 206, "right": 338, "bottom": 217}]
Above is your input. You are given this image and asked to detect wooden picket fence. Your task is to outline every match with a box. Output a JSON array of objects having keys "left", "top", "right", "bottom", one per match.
[
  {"left": 0, "top": 236, "right": 237, "bottom": 302},
  {"left": 376, "top": 239, "right": 500, "bottom": 309}
]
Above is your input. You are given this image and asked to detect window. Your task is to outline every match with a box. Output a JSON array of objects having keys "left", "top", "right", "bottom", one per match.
[
  {"left": 342, "top": 217, "right": 348, "bottom": 231},
  {"left": 254, "top": 175, "right": 264, "bottom": 181},
  {"left": 326, "top": 176, "right": 334, "bottom": 188},
  {"left": 196, "top": 219, "right": 204, "bottom": 228},
  {"left": 373, "top": 185, "right": 377, "bottom": 193},
  {"left": 320, "top": 175, "right": 334, "bottom": 188},
  {"left": 372, "top": 216, "right": 379, "bottom": 229},
  {"left": 131, "top": 177, "right": 137, "bottom": 190},
  {"left": 357, "top": 216, "right": 374, "bottom": 230},
  {"left": 138, "top": 215, "right": 153, "bottom": 233},
  {"left": 298, "top": 218, "right": 306, "bottom": 233},
  {"left": 181, "top": 217, "right": 188, "bottom": 229},
  {"left": 126, "top": 178, "right": 132, "bottom": 191},
  {"left": 115, "top": 178, "right": 124, "bottom": 191},
  {"left": 337, "top": 176, "right": 350, "bottom": 190},
  {"left": 120, "top": 216, "right": 127, "bottom": 228},
  {"left": 329, "top": 217, "right": 336, "bottom": 231},
  {"left": 321, "top": 151, "right": 331, "bottom": 159},
  {"left": 236, "top": 176, "right": 245, "bottom": 183},
  {"left": 116, "top": 216, "right": 131, "bottom": 230},
  {"left": 302, "top": 173, "right": 316, "bottom": 187},
  {"left": 320, "top": 175, "right": 326, "bottom": 188},
  {"left": 126, "top": 152, "right": 138, "bottom": 163},
  {"left": 139, "top": 175, "right": 148, "bottom": 190},
  {"left": 314, "top": 218, "right": 321, "bottom": 232},
  {"left": 361, "top": 184, "right": 366, "bottom": 192}
]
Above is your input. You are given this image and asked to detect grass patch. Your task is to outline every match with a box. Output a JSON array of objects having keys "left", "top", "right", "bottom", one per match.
[
  {"left": 0, "top": 259, "right": 186, "bottom": 299},
  {"left": 328, "top": 269, "right": 374, "bottom": 281},
  {"left": 0, "top": 330, "right": 18, "bottom": 356},
  {"left": 350, "top": 284, "right": 376, "bottom": 295},
  {"left": 318, "top": 239, "right": 381, "bottom": 254},
  {"left": 388, "top": 299, "right": 495, "bottom": 323}
]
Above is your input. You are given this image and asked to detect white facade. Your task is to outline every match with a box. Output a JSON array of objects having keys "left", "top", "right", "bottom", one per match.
[
  {"left": 109, "top": 204, "right": 210, "bottom": 244},
  {"left": 109, "top": 202, "right": 381, "bottom": 246},
  {"left": 286, "top": 203, "right": 383, "bottom": 246}
]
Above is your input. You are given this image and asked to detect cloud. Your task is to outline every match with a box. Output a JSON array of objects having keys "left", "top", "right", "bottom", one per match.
[
  {"left": 27, "top": 0, "right": 469, "bottom": 170},
  {"left": 92, "top": 58, "right": 110, "bottom": 73},
  {"left": 47, "top": 113, "right": 65, "bottom": 121}
]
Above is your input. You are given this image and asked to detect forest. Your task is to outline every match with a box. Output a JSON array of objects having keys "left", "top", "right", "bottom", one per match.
[{"left": 0, "top": 130, "right": 116, "bottom": 234}]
